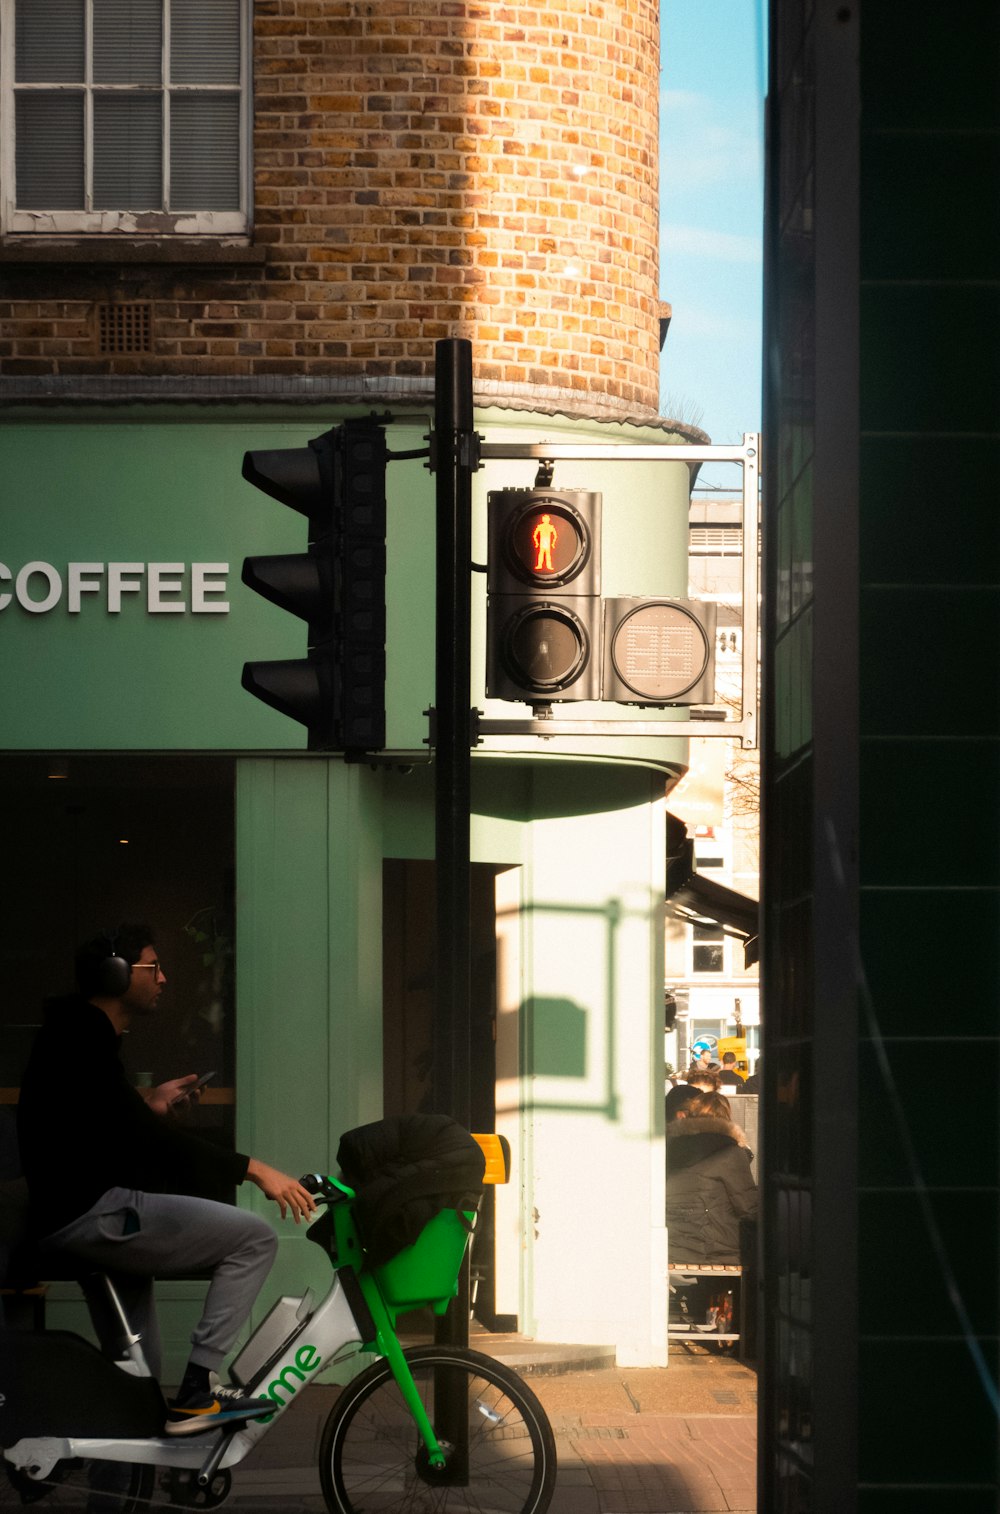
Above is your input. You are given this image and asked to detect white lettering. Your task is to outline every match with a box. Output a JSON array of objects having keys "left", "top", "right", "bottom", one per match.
[
  {"left": 68, "top": 563, "right": 105, "bottom": 613},
  {"left": 191, "top": 563, "right": 230, "bottom": 614},
  {"left": 148, "top": 563, "right": 186, "bottom": 613},
  {"left": 107, "top": 563, "right": 145, "bottom": 613},
  {"left": 0, "top": 562, "right": 231, "bottom": 615},
  {"left": 17, "top": 562, "right": 62, "bottom": 613}
]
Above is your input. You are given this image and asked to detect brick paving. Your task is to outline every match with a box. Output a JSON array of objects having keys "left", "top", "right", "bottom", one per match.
[
  {"left": 224, "top": 1344, "right": 757, "bottom": 1513},
  {"left": 533, "top": 1354, "right": 757, "bottom": 1514},
  {"left": 559, "top": 1416, "right": 756, "bottom": 1513}
]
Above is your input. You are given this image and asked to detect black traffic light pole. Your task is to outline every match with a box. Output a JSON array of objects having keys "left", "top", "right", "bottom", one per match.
[
  {"left": 433, "top": 337, "right": 475, "bottom": 1131},
  {"left": 433, "top": 338, "right": 475, "bottom": 1358}
]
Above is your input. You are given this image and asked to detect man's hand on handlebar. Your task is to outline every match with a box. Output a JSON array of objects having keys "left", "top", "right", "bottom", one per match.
[{"left": 246, "top": 1159, "right": 318, "bottom": 1223}]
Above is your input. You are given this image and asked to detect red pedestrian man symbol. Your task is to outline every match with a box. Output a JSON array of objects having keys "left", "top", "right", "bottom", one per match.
[{"left": 532, "top": 514, "right": 558, "bottom": 573}]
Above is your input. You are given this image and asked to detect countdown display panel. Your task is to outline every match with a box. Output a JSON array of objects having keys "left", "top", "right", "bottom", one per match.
[{"left": 604, "top": 599, "right": 715, "bottom": 703}]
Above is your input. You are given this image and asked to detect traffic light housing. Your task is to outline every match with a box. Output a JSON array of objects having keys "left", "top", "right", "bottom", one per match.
[
  {"left": 486, "top": 488, "right": 602, "bottom": 703},
  {"left": 240, "top": 417, "right": 387, "bottom": 752}
]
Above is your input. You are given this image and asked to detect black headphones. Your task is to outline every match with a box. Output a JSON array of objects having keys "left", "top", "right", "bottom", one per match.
[
  {"left": 95, "top": 954, "right": 132, "bottom": 997},
  {"left": 90, "top": 931, "right": 132, "bottom": 997}
]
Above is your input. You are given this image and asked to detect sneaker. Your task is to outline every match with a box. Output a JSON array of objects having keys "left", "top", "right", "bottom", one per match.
[{"left": 165, "top": 1384, "right": 274, "bottom": 1436}]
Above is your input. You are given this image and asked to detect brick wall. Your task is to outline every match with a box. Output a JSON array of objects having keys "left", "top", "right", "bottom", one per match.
[{"left": 0, "top": 0, "right": 661, "bottom": 417}]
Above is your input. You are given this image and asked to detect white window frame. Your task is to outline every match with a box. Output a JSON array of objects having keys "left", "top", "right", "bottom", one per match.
[{"left": 0, "top": 0, "right": 252, "bottom": 236}]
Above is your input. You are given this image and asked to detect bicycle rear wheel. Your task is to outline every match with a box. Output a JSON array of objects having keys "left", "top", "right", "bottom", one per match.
[
  {"left": 1, "top": 1456, "right": 153, "bottom": 1511},
  {"left": 319, "top": 1345, "right": 557, "bottom": 1514}
]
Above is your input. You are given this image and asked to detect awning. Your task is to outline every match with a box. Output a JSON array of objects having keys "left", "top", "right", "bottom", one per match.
[
  {"left": 665, "top": 812, "right": 759, "bottom": 967},
  {"left": 666, "top": 873, "right": 759, "bottom": 967}
]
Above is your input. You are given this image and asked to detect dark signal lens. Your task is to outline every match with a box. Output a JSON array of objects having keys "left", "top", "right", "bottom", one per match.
[{"left": 503, "top": 605, "right": 590, "bottom": 692}]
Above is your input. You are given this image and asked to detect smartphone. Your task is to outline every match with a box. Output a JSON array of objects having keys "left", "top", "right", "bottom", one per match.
[{"left": 170, "top": 1070, "right": 217, "bottom": 1109}]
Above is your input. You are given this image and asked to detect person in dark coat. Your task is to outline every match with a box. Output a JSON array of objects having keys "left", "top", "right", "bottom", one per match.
[
  {"left": 665, "top": 1082, "right": 702, "bottom": 1123},
  {"left": 665, "top": 1091, "right": 758, "bottom": 1263}
]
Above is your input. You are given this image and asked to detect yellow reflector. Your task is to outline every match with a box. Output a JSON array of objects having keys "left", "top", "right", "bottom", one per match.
[{"left": 472, "top": 1133, "right": 511, "bottom": 1185}]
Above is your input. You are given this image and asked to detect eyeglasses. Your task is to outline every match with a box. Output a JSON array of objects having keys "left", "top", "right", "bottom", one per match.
[{"left": 131, "top": 961, "right": 162, "bottom": 975}]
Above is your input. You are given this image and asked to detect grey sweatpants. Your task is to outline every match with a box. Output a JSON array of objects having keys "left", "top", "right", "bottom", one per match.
[{"left": 45, "top": 1187, "right": 277, "bottom": 1380}]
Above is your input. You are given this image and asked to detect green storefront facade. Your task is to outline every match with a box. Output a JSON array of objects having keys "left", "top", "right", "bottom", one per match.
[{"left": 1, "top": 402, "right": 699, "bottom": 1376}]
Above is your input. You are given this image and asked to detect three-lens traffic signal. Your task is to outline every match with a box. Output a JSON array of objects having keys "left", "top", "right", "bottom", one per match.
[{"left": 241, "top": 417, "right": 387, "bottom": 752}]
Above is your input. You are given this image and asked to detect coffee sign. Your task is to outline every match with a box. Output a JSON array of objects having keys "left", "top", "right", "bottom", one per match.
[{"left": 0, "top": 561, "right": 230, "bottom": 615}]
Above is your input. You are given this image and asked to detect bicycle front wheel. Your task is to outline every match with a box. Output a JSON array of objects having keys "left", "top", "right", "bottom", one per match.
[{"left": 319, "top": 1345, "right": 557, "bottom": 1514}]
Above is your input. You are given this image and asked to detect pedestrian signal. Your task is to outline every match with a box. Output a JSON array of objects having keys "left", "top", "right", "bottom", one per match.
[{"left": 486, "top": 489, "right": 602, "bottom": 703}]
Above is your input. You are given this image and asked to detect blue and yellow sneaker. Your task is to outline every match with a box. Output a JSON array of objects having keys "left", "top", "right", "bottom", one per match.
[{"left": 165, "top": 1383, "right": 273, "bottom": 1436}]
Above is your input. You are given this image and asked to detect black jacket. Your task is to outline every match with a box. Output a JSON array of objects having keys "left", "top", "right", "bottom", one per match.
[
  {"left": 16, "top": 996, "right": 249, "bottom": 1236},
  {"left": 665, "top": 1115, "right": 758, "bottom": 1264}
]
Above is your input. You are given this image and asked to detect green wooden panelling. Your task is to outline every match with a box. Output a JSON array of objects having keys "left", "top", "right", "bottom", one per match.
[{"left": 233, "top": 758, "right": 383, "bottom": 1320}]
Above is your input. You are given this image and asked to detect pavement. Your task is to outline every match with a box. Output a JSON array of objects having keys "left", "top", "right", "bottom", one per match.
[{"left": 221, "top": 1334, "right": 757, "bottom": 1514}]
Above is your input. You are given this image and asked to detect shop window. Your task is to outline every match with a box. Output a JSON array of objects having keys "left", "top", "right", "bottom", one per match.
[
  {"left": 4, "top": 0, "right": 249, "bottom": 236},
  {"left": 0, "top": 755, "right": 237, "bottom": 1172},
  {"left": 692, "top": 922, "right": 726, "bottom": 974}
]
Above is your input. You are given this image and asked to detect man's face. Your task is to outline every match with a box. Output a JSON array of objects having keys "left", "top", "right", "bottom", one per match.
[{"left": 122, "top": 945, "right": 166, "bottom": 1015}]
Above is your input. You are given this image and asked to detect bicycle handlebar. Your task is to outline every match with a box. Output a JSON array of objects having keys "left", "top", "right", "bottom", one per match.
[{"left": 300, "top": 1172, "right": 355, "bottom": 1203}]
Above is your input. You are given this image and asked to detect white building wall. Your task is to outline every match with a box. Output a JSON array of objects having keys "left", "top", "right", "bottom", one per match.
[{"left": 517, "top": 766, "right": 668, "bottom": 1366}]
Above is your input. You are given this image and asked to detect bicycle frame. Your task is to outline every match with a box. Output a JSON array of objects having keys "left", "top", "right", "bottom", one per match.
[{"left": 5, "top": 1224, "right": 365, "bottom": 1485}]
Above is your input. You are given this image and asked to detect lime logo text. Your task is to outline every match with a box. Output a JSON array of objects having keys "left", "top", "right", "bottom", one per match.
[{"left": 265, "top": 1342, "right": 322, "bottom": 1410}]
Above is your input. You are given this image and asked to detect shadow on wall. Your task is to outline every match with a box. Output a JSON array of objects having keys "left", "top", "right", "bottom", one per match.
[
  {"left": 502, "top": 893, "right": 662, "bottom": 1122},
  {"left": 510, "top": 982, "right": 618, "bottom": 1118},
  {"left": 525, "top": 996, "right": 588, "bottom": 1078}
]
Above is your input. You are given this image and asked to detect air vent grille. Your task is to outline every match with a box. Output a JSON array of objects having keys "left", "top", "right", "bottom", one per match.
[{"left": 96, "top": 302, "right": 152, "bottom": 354}]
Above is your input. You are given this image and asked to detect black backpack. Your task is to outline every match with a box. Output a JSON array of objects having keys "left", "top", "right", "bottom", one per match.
[{"left": 336, "top": 1114, "right": 486, "bottom": 1267}]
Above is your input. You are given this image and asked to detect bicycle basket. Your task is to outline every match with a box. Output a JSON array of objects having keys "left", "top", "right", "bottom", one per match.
[
  {"left": 372, "top": 1205, "right": 476, "bottom": 1313},
  {"left": 336, "top": 1113, "right": 486, "bottom": 1268}
]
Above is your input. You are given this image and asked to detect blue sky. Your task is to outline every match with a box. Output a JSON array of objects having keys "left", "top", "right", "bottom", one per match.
[{"left": 658, "top": 0, "right": 766, "bottom": 488}]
